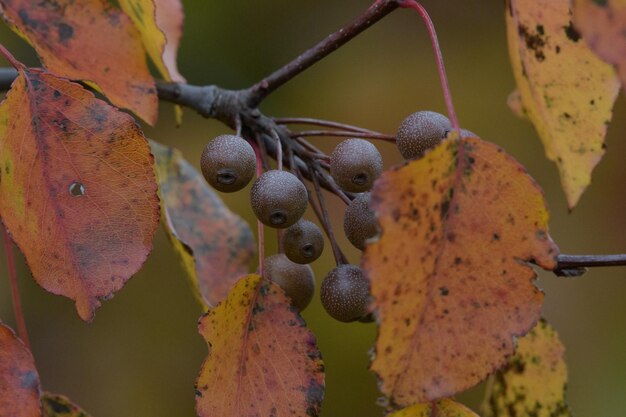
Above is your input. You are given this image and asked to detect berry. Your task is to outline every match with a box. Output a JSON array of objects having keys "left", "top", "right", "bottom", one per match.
[
  {"left": 330, "top": 138, "right": 383, "bottom": 193},
  {"left": 320, "top": 264, "right": 370, "bottom": 322},
  {"left": 263, "top": 254, "right": 315, "bottom": 311},
  {"left": 344, "top": 192, "right": 377, "bottom": 250},
  {"left": 250, "top": 170, "right": 308, "bottom": 228},
  {"left": 200, "top": 134, "right": 256, "bottom": 192},
  {"left": 283, "top": 220, "right": 325, "bottom": 264},
  {"left": 396, "top": 111, "right": 451, "bottom": 160}
]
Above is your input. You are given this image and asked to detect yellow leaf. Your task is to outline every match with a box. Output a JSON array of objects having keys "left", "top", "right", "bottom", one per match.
[
  {"left": 389, "top": 399, "right": 479, "bottom": 417},
  {"left": 43, "top": 393, "right": 92, "bottom": 417},
  {"left": 506, "top": 0, "right": 620, "bottom": 208},
  {"left": 364, "top": 137, "right": 558, "bottom": 405},
  {"left": 483, "top": 319, "right": 572, "bottom": 417},
  {"left": 196, "top": 274, "right": 324, "bottom": 417}
]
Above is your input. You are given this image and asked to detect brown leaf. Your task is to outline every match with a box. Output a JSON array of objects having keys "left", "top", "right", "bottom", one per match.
[
  {"left": 364, "top": 137, "right": 559, "bottom": 405},
  {"left": 0, "top": 0, "right": 158, "bottom": 124},
  {"left": 506, "top": 0, "right": 620, "bottom": 208},
  {"left": 0, "top": 68, "right": 160, "bottom": 321},
  {"left": 0, "top": 322, "right": 41, "bottom": 417},
  {"left": 483, "top": 319, "right": 572, "bottom": 417},
  {"left": 150, "top": 140, "right": 255, "bottom": 308},
  {"left": 196, "top": 274, "right": 325, "bottom": 417}
]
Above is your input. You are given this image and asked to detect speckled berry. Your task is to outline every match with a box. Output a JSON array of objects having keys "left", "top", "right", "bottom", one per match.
[
  {"left": 396, "top": 111, "right": 451, "bottom": 160},
  {"left": 264, "top": 254, "right": 315, "bottom": 311},
  {"left": 250, "top": 170, "right": 308, "bottom": 228},
  {"left": 320, "top": 264, "right": 370, "bottom": 322},
  {"left": 330, "top": 138, "right": 383, "bottom": 193},
  {"left": 344, "top": 193, "right": 378, "bottom": 250},
  {"left": 283, "top": 220, "right": 325, "bottom": 264},
  {"left": 200, "top": 134, "right": 256, "bottom": 192}
]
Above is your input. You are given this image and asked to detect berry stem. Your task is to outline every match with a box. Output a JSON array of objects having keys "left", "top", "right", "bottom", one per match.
[
  {"left": 251, "top": 142, "right": 266, "bottom": 276},
  {"left": 274, "top": 117, "right": 382, "bottom": 134},
  {"left": 430, "top": 401, "right": 438, "bottom": 417},
  {"left": 309, "top": 165, "right": 348, "bottom": 265},
  {"left": 290, "top": 130, "right": 396, "bottom": 142},
  {"left": 248, "top": 0, "right": 400, "bottom": 105},
  {"left": 270, "top": 130, "right": 283, "bottom": 171},
  {"left": 2, "top": 225, "right": 31, "bottom": 350},
  {"left": 398, "top": 1, "right": 460, "bottom": 132}
]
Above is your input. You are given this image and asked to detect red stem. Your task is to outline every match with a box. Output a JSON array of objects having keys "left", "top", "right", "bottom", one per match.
[
  {"left": 2, "top": 226, "right": 31, "bottom": 350},
  {"left": 399, "top": 1, "right": 460, "bottom": 132},
  {"left": 0, "top": 43, "right": 22, "bottom": 70}
]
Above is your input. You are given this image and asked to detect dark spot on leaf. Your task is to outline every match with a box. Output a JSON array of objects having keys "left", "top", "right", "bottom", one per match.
[
  {"left": 305, "top": 379, "right": 324, "bottom": 415},
  {"left": 68, "top": 182, "right": 85, "bottom": 196},
  {"left": 19, "top": 371, "right": 38, "bottom": 389},
  {"left": 564, "top": 22, "right": 581, "bottom": 42},
  {"left": 518, "top": 24, "right": 546, "bottom": 61},
  {"left": 439, "top": 286, "right": 449, "bottom": 296},
  {"left": 57, "top": 22, "right": 74, "bottom": 42},
  {"left": 46, "top": 398, "right": 72, "bottom": 413}
]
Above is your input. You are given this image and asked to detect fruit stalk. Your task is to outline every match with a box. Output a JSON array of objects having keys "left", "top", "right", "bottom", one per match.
[{"left": 2, "top": 226, "right": 31, "bottom": 350}]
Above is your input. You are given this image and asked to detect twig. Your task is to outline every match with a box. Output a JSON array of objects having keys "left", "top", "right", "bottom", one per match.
[
  {"left": 2, "top": 226, "right": 31, "bottom": 350},
  {"left": 556, "top": 254, "right": 626, "bottom": 269},
  {"left": 274, "top": 117, "right": 381, "bottom": 134},
  {"left": 289, "top": 130, "right": 396, "bottom": 142},
  {"left": 248, "top": 0, "right": 401, "bottom": 104}
]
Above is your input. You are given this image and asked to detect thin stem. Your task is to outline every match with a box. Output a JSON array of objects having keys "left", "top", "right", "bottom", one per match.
[
  {"left": 290, "top": 130, "right": 396, "bottom": 142},
  {"left": 270, "top": 130, "right": 283, "bottom": 171},
  {"left": 274, "top": 117, "right": 381, "bottom": 134},
  {"left": 555, "top": 254, "right": 626, "bottom": 269},
  {"left": 2, "top": 226, "right": 31, "bottom": 350},
  {"left": 430, "top": 401, "right": 438, "bottom": 417},
  {"left": 310, "top": 166, "right": 348, "bottom": 265},
  {"left": 251, "top": 143, "right": 266, "bottom": 276},
  {"left": 0, "top": 43, "right": 22, "bottom": 70},
  {"left": 399, "top": 1, "right": 459, "bottom": 132},
  {"left": 248, "top": 0, "right": 400, "bottom": 104}
]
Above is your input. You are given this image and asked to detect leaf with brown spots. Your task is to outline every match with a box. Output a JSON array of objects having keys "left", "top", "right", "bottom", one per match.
[
  {"left": 483, "top": 319, "right": 572, "bottom": 417},
  {"left": 0, "top": 0, "right": 158, "bottom": 124},
  {"left": 196, "top": 274, "right": 325, "bottom": 417},
  {"left": 0, "top": 322, "right": 41, "bottom": 417},
  {"left": 364, "top": 136, "right": 559, "bottom": 405},
  {"left": 119, "top": 0, "right": 185, "bottom": 83},
  {"left": 574, "top": 0, "right": 626, "bottom": 93},
  {"left": 42, "top": 393, "right": 91, "bottom": 417},
  {"left": 388, "top": 399, "right": 479, "bottom": 417},
  {"left": 506, "top": 0, "right": 620, "bottom": 208},
  {"left": 150, "top": 140, "right": 255, "bottom": 308},
  {"left": 0, "top": 68, "right": 160, "bottom": 321}
]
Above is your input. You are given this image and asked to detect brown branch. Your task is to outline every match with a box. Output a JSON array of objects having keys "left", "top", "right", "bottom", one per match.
[{"left": 556, "top": 254, "right": 626, "bottom": 269}]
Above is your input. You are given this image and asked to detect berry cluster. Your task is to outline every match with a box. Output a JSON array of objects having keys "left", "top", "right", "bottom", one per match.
[{"left": 200, "top": 110, "right": 453, "bottom": 322}]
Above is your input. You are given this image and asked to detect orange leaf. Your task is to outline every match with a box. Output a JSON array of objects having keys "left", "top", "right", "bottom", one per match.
[
  {"left": 0, "top": 0, "right": 158, "bottom": 124},
  {"left": 196, "top": 274, "right": 325, "bottom": 417},
  {"left": 0, "top": 68, "right": 159, "bottom": 321},
  {"left": 506, "top": 0, "right": 620, "bottom": 208},
  {"left": 42, "top": 393, "right": 91, "bottom": 417},
  {"left": 574, "top": 0, "right": 626, "bottom": 92},
  {"left": 150, "top": 140, "right": 255, "bottom": 308},
  {"left": 155, "top": 0, "right": 185, "bottom": 83},
  {"left": 364, "top": 137, "right": 559, "bottom": 405},
  {"left": 0, "top": 322, "right": 41, "bottom": 417}
]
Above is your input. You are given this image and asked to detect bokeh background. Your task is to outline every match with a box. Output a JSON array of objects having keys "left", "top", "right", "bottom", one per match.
[{"left": 1, "top": 1, "right": 625, "bottom": 416}]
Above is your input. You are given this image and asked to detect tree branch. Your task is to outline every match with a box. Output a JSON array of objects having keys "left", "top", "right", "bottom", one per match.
[
  {"left": 247, "top": 0, "right": 401, "bottom": 105},
  {"left": 556, "top": 254, "right": 626, "bottom": 269}
]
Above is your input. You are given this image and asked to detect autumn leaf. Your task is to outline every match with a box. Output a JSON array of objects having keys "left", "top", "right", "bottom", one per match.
[
  {"left": 364, "top": 137, "right": 559, "bottom": 405},
  {"left": 573, "top": 0, "right": 626, "bottom": 94},
  {"left": 388, "top": 399, "right": 479, "bottom": 417},
  {"left": 0, "top": 0, "right": 158, "bottom": 124},
  {"left": 483, "top": 319, "right": 572, "bottom": 417},
  {"left": 506, "top": 0, "right": 620, "bottom": 208},
  {"left": 0, "top": 322, "right": 41, "bottom": 417},
  {"left": 0, "top": 68, "right": 160, "bottom": 322},
  {"left": 196, "top": 274, "right": 325, "bottom": 417},
  {"left": 42, "top": 393, "right": 91, "bottom": 417},
  {"left": 150, "top": 140, "right": 255, "bottom": 308},
  {"left": 119, "top": 0, "right": 186, "bottom": 83}
]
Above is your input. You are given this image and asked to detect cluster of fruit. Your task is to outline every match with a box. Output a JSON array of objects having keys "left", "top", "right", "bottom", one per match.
[{"left": 200, "top": 111, "right": 453, "bottom": 322}]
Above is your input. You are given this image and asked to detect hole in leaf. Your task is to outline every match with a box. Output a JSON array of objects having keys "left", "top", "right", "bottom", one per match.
[{"left": 68, "top": 182, "right": 85, "bottom": 197}]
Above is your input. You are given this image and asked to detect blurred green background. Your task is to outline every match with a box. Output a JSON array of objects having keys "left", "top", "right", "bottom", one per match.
[{"left": 1, "top": 1, "right": 625, "bottom": 416}]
